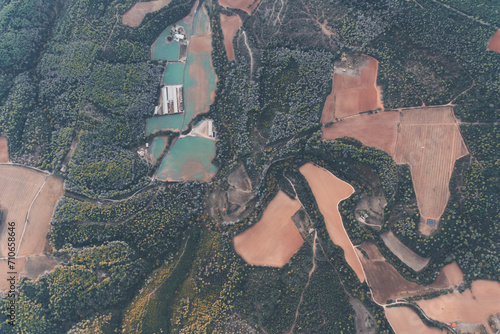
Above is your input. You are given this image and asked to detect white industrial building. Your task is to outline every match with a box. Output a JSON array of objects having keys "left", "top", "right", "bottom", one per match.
[{"left": 160, "top": 85, "right": 184, "bottom": 115}]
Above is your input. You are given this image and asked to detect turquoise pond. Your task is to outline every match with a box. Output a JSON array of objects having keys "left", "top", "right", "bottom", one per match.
[
  {"left": 146, "top": 114, "right": 184, "bottom": 135},
  {"left": 156, "top": 136, "right": 217, "bottom": 181},
  {"left": 150, "top": 136, "right": 168, "bottom": 162},
  {"left": 162, "top": 62, "right": 185, "bottom": 85},
  {"left": 152, "top": 21, "right": 191, "bottom": 61}
]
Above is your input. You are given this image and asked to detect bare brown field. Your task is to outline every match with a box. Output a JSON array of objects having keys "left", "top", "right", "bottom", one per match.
[
  {"left": 188, "top": 35, "right": 213, "bottom": 53},
  {"left": 18, "top": 175, "right": 65, "bottom": 256},
  {"left": 233, "top": 190, "right": 303, "bottom": 267},
  {"left": 22, "top": 255, "right": 61, "bottom": 281},
  {"left": 122, "top": 0, "right": 172, "bottom": 27},
  {"left": 0, "top": 166, "right": 47, "bottom": 258},
  {"left": 220, "top": 14, "right": 242, "bottom": 61},
  {"left": 0, "top": 166, "right": 63, "bottom": 291},
  {"left": 487, "top": 30, "right": 500, "bottom": 53},
  {"left": 385, "top": 306, "right": 449, "bottom": 334},
  {"left": 0, "top": 136, "right": 8, "bottom": 163},
  {"left": 299, "top": 163, "right": 366, "bottom": 282},
  {"left": 394, "top": 107, "right": 468, "bottom": 234},
  {"left": 321, "top": 111, "right": 399, "bottom": 156},
  {"left": 381, "top": 231, "right": 430, "bottom": 271},
  {"left": 417, "top": 280, "right": 500, "bottom": 327},
  {"left": 355, "top": 242, "right": 463, "bottom": 304},
  {"left": 321, "top": 55, "right": 383, "bottom": 122},
  {"left": 218, "top": 0, "right": 260, "bottom": 14}
]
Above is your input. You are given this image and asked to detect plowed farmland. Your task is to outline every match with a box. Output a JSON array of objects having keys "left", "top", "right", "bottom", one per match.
[
  {"left": 385, "top": 306, "right": 448, "bottom": 334},
  {"left": 417, "top": 280, "right": 500, "bottom": 326},
  {"left": 218, "top": 0, "right": 260, "bottom": 14},
  {"left": 220, "top": 14, "right": 242, "bottom": 61},
  {"left": 487, "top": 30, "right": 500, "bottom": 53},
  {"left": 321, "top": 55, "right": 383, "bottom": 123},
  {"left": 299, "top": 163, "right": 365, "bottom": 282},
  {"left": 381, "top": 231, "right": 430, "bottom": 271},
  {"left": 321, "top": 111, "right": 399, "bottom": 156},
  {"left": 394, "top": 107, "right": 468, "bottom": 234},
  {"left": 122, "top": 0, "right": 172, "bottom": 27},
  {"left": 355, "top": 242, "right": 463, "bottom": 304},
  {"left": 0, "top": 166, "right": 64, "bottom": 290},
  {"left": 233, "top": 190, "right": 303, "bottom": 267}
]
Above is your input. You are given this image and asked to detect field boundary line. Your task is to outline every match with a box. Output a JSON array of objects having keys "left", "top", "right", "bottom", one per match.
[{"left": 16, "top": 175, "right": 50, "bottom": 257}]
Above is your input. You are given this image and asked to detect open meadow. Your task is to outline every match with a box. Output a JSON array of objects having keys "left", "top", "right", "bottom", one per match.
[{"left": 233, "top": 190, "right": 303, "bottom": 267}]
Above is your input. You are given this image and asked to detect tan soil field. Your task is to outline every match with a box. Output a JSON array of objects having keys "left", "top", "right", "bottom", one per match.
[
  {"left": 321, "top": 111, "right": 399, "bottom": 156},
  {"left": 22, "top": 254, "right": 61, "bottom": 281},
  {"left": 381, "top": 231, "right": 430, "bottom": 271},
  {"left": 0, "top": 166, "right": 64, "bottom": 291},
  {"left": 18, "top": 175, "right": 65, "bottom": 256},
  {"left": 321, "top": 55, "right": 383, "bottom": 123},
  {"left": 0, "top": 136, "right": 8, "bottom": 163},
  {"left": 218, "top": 0, "right": 260, "bottom": 14},
  {"left": 233, "top": 190, "right": 303, "bottom": 267},
  {"left": 417, "top": 280, "right": 500, "bottom": 325},
  {"left": 220, "top": 14, "right": 242, "bottom": 61},
  {"left": 299, "top": 163, "right": 366, "bottom": 282},
  {"left": 385, "top": 306, "right": 448, "bottom": 334},
  {"left": 188, "top": 35, "right": 213, "bottom": 53},
  {"left": 355, "top": 242, "right": 463, "bottom": 304},
  {"left": 122, "top": 0, "right": 172, "bottom": 27},
  {"left": 487, "top": 30, "right": 500, "bottom": 53},
  {"left": 394, "top": 107, "right": 468, "bottom": 234}
]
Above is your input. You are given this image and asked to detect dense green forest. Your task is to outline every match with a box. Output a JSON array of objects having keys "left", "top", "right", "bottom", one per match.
[{"left": 0, "top": 0, "right": 498, "bottom": 332}]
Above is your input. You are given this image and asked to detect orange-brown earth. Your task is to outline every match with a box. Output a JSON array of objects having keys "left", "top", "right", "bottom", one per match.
[
  {"left": 385, "top": 306, "right": 449, "bottom": 334},
  {"left": 233, "top": 190, "right": 303, "bottom": 267},
  {"left": 0, "top": 136, "right": 8, "bottom": 163},
  {"left": 0, "top": 166, "right": 64, "bottom": 290},
  {"left": 487, "top": 30, "right": 500, "bottom": 53},
  {"left": 321, "top": 55, "right": 383, "bottom": 123},
  {"left": 122, "top": 0, "right": 172, "bottom": 27},
  {"left": 355, "top": 242, "right": 463, "bottom": 304},
  {"left": 220, "top": 14, "right": 242, "bottom": 61},
  {"left": 321, "top": 112, "right": 399, "bottom": 156},
  {"left": 18, "top": 175, "right": 65, "bottom": 256},
  {"left": 394, "top": 107, "right": 468, "bottom": 234},
  {"left": 417, "top": 280, "right": 500, "bottom": 326},
  {"left": 218, "top": 0, "right": 260, "bottom": 14},
  {"left": 299, "top": 163, "right": 366, "bottom": 282}
]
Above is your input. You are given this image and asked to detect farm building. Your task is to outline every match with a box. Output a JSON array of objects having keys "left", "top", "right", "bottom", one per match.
[{"left": 161, "top": 85, "right": 184, "bottom": 115}]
